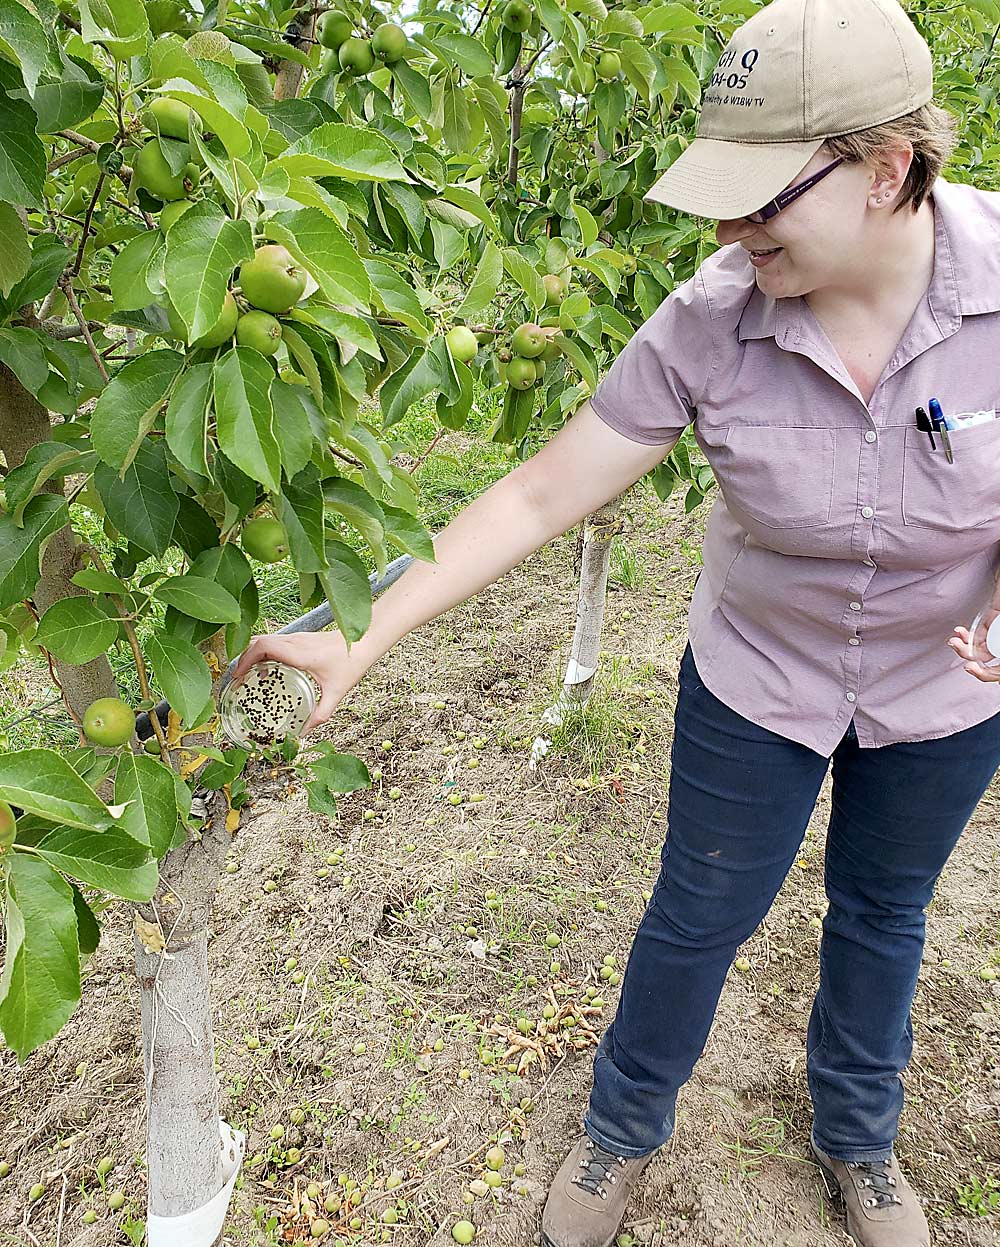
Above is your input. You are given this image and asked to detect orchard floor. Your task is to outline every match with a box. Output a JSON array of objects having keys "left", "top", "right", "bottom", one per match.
[{"left": 2, "top": 480, "right": 999, "bottom": 1247}]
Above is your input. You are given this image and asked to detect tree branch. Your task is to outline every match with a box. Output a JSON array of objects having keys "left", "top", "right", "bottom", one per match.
[
  {"left": 70, "top": 172, "right": 106, "bottom": 279},
  {"left": 41, "top": 319, "right": 103, "bottom": 340},
  {"left": 59, "top": 277, "right": 110, "bottom": 383},
  {"left": 48, "top": 147, "right": 90, "bottom": 173},
  {"left": 506, "top": 61, "right": 527, "bottom": 186}
]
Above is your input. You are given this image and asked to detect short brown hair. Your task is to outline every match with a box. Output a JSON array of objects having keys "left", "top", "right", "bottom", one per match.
[{"left": 822, "top": 103, "right": 959, "bottom": 213}]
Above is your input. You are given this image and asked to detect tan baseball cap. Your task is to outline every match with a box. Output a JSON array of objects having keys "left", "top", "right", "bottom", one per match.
[{"left": 645, "top": 0, "right": 933, "bottom": 220}]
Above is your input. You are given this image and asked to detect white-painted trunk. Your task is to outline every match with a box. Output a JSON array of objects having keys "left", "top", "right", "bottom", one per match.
[
  {"left": 134, "top": 930, "right": 222, "bottom": 1220},
  {"left": 133, "top": 802, "right": 232, "bottom": 1242},
  {"left": 562, "top": 494, "right": 623, "bottom": 704},
  {"left": 535, "top": 497, "right": 624, "bottom": 755}
]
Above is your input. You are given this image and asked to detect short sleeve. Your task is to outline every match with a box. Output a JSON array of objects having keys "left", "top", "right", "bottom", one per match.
[{"left": 590, "top": 269, "right": 713, "bottom": 446}]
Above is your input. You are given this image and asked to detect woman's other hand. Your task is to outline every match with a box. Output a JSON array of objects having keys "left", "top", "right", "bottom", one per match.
[{"left": 948, "top": 624, "right": 1000, "bottom": 683}]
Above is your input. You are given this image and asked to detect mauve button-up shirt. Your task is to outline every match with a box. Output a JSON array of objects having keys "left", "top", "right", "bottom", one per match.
[{"left": 591, "top": 177, "right": 1000, "bottom": 756}]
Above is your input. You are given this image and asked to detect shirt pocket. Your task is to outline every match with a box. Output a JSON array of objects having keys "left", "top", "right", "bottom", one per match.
[
  {"left": 901, "top": 418, "right": 1000, "bottom": 530},
  {"left": 718, "top": 426, "right": 835, "bottom": 528}
]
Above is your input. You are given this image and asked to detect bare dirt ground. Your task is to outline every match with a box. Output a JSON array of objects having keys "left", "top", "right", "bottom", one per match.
[{"left": 2, "top": 479, "right": 998, "bottom": 1247}]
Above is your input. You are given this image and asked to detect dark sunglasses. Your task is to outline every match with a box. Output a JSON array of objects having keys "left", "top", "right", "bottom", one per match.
[{"left": 744, "top": 156, "right": 846, "bottom": 224}]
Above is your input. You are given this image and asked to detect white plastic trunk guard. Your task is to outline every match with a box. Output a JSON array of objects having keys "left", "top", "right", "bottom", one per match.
[{"left": 147, "top": 1120, "right": 245, "bottom": 1247}]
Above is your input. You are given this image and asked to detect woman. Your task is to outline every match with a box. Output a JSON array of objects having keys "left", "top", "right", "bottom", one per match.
[{"left": 234, "top": 1, "right": 1000, "bottom": 1244}]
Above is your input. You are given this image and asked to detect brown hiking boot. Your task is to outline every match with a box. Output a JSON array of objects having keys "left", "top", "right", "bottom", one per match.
[
  {"left": 541, "top": 1134, "right": 656, "bottom": 1247},
  {"left": 812, "top": 1142, "right": 930, "bottom": 1246}
]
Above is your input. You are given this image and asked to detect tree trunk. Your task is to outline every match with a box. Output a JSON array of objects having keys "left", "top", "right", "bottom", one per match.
[
  {"left": 546, "top": 132, "right": 622, "bottom": 717},
  {"left": 0, "top": 367, "right": 118, "bottom": 720},
  {"left": 273, "top": 0, "right": 316, "bottom": 102},
  {"left": 135, "top": 632, "right": 236, "bottom": 1241},
  {"left": 133, "top": 792, "right": 231, "bottom": 1240},
  {"left": 561, "top": 495, "right": 624, "bottom": 705}
]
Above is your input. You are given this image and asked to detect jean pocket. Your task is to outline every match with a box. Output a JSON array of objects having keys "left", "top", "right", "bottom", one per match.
[
  {"left": 719, "top": 426, "right": 835, "bottom": 527},
  {"left": 902, "top": 418, "right": 1000, "bottom": 531}
]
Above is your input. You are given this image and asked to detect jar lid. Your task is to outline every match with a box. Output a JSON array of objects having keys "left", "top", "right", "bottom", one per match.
[{"left": 220, "top": 661, "right": 318, "bottom": 747}]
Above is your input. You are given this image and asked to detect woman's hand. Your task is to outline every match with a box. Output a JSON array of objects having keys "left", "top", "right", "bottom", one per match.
[
  {"left": 948, "top": 622, "right": 1000, "bottom": 683},
  {"left": 230, "top": 631, "right": 368, "bottom": 731}
]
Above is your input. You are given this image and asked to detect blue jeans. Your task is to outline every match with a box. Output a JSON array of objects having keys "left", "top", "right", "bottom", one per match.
[{"left": 585, "top": 642, "right": 1000, "bottom": 1162}]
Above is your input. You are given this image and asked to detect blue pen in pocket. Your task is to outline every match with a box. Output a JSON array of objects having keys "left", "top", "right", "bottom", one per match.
[{"left": 928, "top": 397, "right": 954, "bottom": 464}]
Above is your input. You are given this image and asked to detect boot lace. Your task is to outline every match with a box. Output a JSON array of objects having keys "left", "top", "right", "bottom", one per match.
[
  {"left": 846, "top": 1159, "right": 903, "bottom": 1210},
  {"left": 573, "top": 1139, "right": 628, "bottom": 1201}
]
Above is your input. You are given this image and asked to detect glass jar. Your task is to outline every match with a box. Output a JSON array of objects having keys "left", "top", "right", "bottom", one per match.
[
  {"left": 966, "top": 604, "right": 1000, "bottom": 669},
  {"left": 219, "top": 661, "right": 318, "bottom": 747}
]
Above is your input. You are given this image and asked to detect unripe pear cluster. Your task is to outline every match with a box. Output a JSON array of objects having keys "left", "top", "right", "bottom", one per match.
[
  {"left": 566, "top": 45, "right": 622, "bottom": 96},
  {"left": 318, "top": 10, "right": 408, "bottom": 76},
  {"left": 162, "top": 243, "right": 302, "bottom": 355},
  {"left": 501, "top": 322, "right": 554, "bottom": 391}
]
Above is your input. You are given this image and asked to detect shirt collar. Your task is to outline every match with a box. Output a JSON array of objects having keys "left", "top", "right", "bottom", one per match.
[{"left": 736, "top": 177, "right": 1000, "bottom": 344}]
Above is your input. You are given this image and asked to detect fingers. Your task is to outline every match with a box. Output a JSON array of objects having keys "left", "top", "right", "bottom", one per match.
[
  {"left": 231, "top": 635, "right": 303, "bottom": 682},
  {"left": 305, "top": 686, "right": 339, "bottom": 732},
  {"left": 230, "top": 636, "right": 270, "bottom": 683},
  {"left": 945, "top": 628, "right": 1000, "bottom": 681}
]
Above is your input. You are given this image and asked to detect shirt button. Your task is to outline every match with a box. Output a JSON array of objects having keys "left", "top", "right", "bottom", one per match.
[
  {"left": 846, "top": 692, "right": 857, "bottom": 703},
  {"left": 850, "top": 601, "right": 862, "bottom": 611},
  {"left": 849, "top": 637, "right": 861, "bottom": 646},
  {"left": 865, "top": 431, "right": 877, "bottom": 443},
  {"left": 861, "top": 506, "right": 874, "bottom": 519}
]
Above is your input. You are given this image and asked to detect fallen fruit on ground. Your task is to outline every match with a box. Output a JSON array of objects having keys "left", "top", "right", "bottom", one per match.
[
  {"left": 446, "top": 325, "right": 479, "bottom": 362},
  {"left": 236, "top": 310, "right": 282, "bottom": 356},
  {"left": 134, "top": 140, "right": 198, "bottom": 201},
  {"left": 107, "top": 1191, "right": 125, "bottom": 1210},
  {"left": 167, "top": 290, "right": 238, "bottom": 348},
  {"left": 511, "top": 322, "right": 546, "bottom": 358},
  {"left": 485, "top": 1145, "right": 505, "bottom": 1170},
  {"left": 452, "top": 1220, "right": 477, "bottom": 1244},
  {"left": 239, "top": 245, "right": 307, "bottom": 313},
  {"left": 29, "top": 1183, "right": 45, "bottom": 1201},
  {"left": 372, "top": 23, "right": 408, "bottom": 62},
  {"left": 241, "top": 517, "right": 290, "bottom": 563},
  {"left": 311, "top": 1219, "right": 330, "bottom": 1238},
  {"left": 83, "top": 697, "right": 134, "bottom": 747}
]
